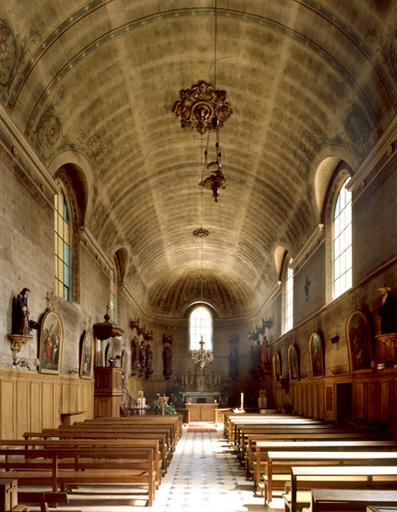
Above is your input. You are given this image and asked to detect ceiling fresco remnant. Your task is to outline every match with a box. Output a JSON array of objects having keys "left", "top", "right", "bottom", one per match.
[{"left": 0, "top": 1, "right": 396, "bottom": 318}]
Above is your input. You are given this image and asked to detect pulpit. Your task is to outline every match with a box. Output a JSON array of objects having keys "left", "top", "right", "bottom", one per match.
[{"left": 94, "top": 367, "right": 122, "bottom": 417}]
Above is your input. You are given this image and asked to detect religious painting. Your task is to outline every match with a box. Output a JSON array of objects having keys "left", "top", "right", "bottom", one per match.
[
  {"left": 272, "top": 352, "right": 281, "bottom": 383},
  {"left": 346, "top": 309, "right": 373, "bottom": 371},
  {"left": 79, "top": 329, "right": 94, "bottom": 379},
  {"left": 309, "top": 332, "right": 324, "bottom": 377},
  {"left": 288, "top": 344, "right": 300, "bottom": 381},
  {"left": 39, "top": 309, "right": 63, "bottom": 374}
]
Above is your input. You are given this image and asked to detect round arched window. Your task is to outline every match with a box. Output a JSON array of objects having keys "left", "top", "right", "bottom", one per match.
[{"left": 189, "top": 306, "right": 213, "bottom": 351}]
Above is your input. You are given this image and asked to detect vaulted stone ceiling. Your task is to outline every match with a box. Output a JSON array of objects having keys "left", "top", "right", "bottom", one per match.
[{"left": 0, "top": 1, "right": 396, "bottom": 318}]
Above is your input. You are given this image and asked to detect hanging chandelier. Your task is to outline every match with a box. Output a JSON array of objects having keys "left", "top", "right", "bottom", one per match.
[
  {"left": 172, "top": 0, "right": 231, "bottom": 202},
  {"left": 172, "top": 80, "right": 232, "bottom": 135}
]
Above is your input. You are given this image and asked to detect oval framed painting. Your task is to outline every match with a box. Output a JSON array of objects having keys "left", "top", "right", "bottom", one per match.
[
  {"left": 346, "top": 309, "right": 373, "bottom": 371},
  {"left": 309, "top": 332, "right": 324, "bottom": 377},
  {"left": 288, "top": 344, "right": 300, "bottom": 381},
  {"left": 272, "top": 352, "right": 282, "bottom": 383}
]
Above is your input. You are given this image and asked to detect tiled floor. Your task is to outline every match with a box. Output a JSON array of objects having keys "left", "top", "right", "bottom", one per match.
[{"left": 28, "top": 423, "right": 283, "bottom": 511}]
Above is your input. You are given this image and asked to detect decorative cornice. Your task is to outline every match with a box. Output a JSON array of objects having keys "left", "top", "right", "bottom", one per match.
[
  {"left": 0, "top": 104, "right": 57, "bottom": 201},
  {"left": 80, "top": 226, "right": 113, "bottom": 273},
  {"left": 348, "top": 114, "right": 397, "bottom": 193},
  {"left": 255, "top": 283, "right": 281, "bottom": 318},
  {"left": 292, "top": 224, "right": 325, "bottom": 271}
]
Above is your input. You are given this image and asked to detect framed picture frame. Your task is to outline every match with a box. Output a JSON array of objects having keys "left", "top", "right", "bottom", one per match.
[
  {"left": 80, "top": 329, "right": 94, "bottom": 379},
  {"left": 288, "top": 344, "right": 300, "bottom": 381},
  {"left": 272, "top": 352, "right": 282, "bottom": 383},
  {"left": 346, "top": 309, "right": 373, "bottom": 371},
  {"left": 309, "top": 332, "right": 324, "bottom": 377},
  {"left": 39, "top": 309, "right": 63, "bottom": 374}
]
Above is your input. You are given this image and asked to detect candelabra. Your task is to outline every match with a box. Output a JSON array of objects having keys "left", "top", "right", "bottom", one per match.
[{"left": 192, "top": 337, "right": 214, "bottom": 369}]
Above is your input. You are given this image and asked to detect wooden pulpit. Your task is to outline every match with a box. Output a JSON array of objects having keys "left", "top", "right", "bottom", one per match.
[{"left": 94, "top": 366, "right": 123, "bottom": 417}]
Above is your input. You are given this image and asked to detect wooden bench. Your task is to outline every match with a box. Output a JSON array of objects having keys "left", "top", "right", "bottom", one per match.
[
  {"left": 0, "top": 446, "right": 156, "bottom": 506},
  {"left": 246, "top": 432, "right": 382, "bottom": 479},
  {"left": 265, "top": 450, "right": 397, "bottom": 504},
  {"left": 252, "top": 440, "right": 397, "bottom": 492},
  {"left": 287, "top": 466, "right": 397, "bottom": 512},
  {"left": 83, "top": 415, "right": 183, "bottom": 441},
  {"left": 18, "top": 491, "right": 68, "bottom": 512},
  {"left": 309, "top": 489, "right": 397, "bottom": 512},
  {"left": 26, "top": 428, "right": 168, "bottom": 473},
  {"left": 11, "top": 437, "right": 162, "bottom": 487}
]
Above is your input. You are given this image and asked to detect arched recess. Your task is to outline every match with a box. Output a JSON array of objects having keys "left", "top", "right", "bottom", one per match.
[
  {"left": 311, "top": 145, "right": 359, "bottom": 222},
  {"left": 113, "top": 246, "right": 130, "bottom": 284},
  {"left": 48, "top": 150, "right": 95, "bottom": 226},
  {"left": 53, "top": 163, "right": 88, "bottom": 303},
  {"left": 274, "top": 246, "right": 288, "bottom": 283},
  {"left": 323, "top": 164, "right": 354, "bottom": 302}
]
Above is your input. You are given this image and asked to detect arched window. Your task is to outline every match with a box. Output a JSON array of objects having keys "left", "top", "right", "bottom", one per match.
[
  {"left": 189, "top": 306, "right": 213, "bottom": 351},
  {"left": 332, "top": 178, "right": 352, "bottom": 299},
  {"left": 283, "top": 262, "right": 294, "bottom": 333},
  {"left": 109, "top": 266, "right": 118, "bottom": 322},
  {"left": 54, "top": 189, "right": 72, "bottom": 300}
]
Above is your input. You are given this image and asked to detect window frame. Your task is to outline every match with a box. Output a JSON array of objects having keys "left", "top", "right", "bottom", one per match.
[
  {"left": 54, "top": 188, "right": 72, "bottom": 301},
  {"left": 332, "top": 177, "right": 352, "bottom": 300},
  {"left": 282, "top": 260, "right": 294, "bottom": 334},
  {"left": 189, "top": 305, "right": 213, "bottom": 351}
]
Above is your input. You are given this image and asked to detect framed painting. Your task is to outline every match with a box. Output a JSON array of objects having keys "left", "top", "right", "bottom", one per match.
[
  {"left": 346, "top": 309, "right": 373, "bottom": 371},
  {"left": 80, "top": 329, "right": 94, "bottom": 378},
  {"left": 39, "top": 309, "right": 63, "bottom": 374},
  {"left": 309, "top": 332, "right": 324, "bottom": 377},
  {"left": 272, "top": 352, "right": 282, "bottom": 383},
  {"left": 288, "top": 344, "right": 300, "bottom": 381}
]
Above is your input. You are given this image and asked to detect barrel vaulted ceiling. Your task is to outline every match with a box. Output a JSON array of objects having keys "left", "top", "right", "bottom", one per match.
[{"left": 0, "top": 1, "right": 396, "bottom": 318}]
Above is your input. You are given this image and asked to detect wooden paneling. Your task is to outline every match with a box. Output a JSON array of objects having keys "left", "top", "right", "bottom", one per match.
[{"left": 0, "top": 368, "right": 94, "bottom": 439}]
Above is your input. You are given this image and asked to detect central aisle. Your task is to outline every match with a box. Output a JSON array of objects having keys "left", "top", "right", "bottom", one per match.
[{"left": 153, "top": 424, "right": 265, "bottom": 512}]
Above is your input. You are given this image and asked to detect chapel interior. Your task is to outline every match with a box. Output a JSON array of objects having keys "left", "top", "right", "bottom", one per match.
[{"left": 0, "top": 0, "right": 397, "bottom": 511}]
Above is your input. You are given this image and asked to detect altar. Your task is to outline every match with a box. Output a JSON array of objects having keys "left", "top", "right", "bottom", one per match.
[
  {"left": 183, "top": 391, "right": 220, "bottom": 404},
  {"left": 186, "top": 402, "right": 218, "bottom": 422}
]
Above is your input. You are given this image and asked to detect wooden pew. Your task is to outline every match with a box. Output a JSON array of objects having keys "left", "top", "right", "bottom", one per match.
[
  {"left": 26, "top": 428, "right": 169, "bottom": 472},
  {"left": 18, "top": 491, "right": 68, "bottom": 512},
  {"left": 63, "top": 421, "right": 177, "bottom": 457},
  {"left": 286, "top": 465, "right": 397, "bottom": 512},
  {"left": 246, "top": 431, "right": 382, "bottom": 478},
  {"left": 83, "top": 415, "right": 182, "bottom": 441},
  {"left": 265, "top": 450, "right": 397, "bottom": 504},
  {"left": 309, "top": 489, "right": 397, "bottom": 512},
  {"left": 11, "top": 437, "right": 162, "bottom": 488},
  {"left": 235, "top": 425, "right": 364, "bottom": 460},
  {"left": 252, "top": 440, "right": 397, "bottom": 492},
  {"left": 0, "top": 446, "right": 156, "bottom": 506}
]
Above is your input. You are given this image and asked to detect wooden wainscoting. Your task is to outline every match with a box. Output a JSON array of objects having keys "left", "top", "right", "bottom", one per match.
[
  {"left": 352, "top": 368, "right": 397, "bottom": 436},
  {"left": 0, "top": 368, "right": 94, "bottom": 438}
]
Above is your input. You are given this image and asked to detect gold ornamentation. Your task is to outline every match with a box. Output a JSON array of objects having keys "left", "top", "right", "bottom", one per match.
[
  {"left": 7, "top": 333, "right": 33, "bottom": 364},
  {"left": 173, "top": 80, "right": 232, "bottom": 134}
]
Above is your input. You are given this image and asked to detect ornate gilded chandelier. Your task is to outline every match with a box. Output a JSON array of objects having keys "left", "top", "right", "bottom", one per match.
[
  {"left": 172, "top": 80, "right": 232, "bottom": 135},
  {"left": 172, "top": 0, "right": 232, "bottom": 202},
  {"left": 192, "top": 336, "right": 214, "bottom": 369}
]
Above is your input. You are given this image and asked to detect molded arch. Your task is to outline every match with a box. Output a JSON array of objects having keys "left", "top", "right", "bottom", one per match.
[
  {"left": 311, "top": 145, "right": 359, "bottom": 222},
  {"left": 113, "top": 246, "right": 130, "bottom": 283},
  {"left": 48, "top": 150, "right": 95, "bottom": 225}
]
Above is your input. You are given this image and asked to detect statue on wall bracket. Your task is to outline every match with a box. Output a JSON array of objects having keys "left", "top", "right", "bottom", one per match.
[
  {"left": 375, "top": 287, "right": 397, "bottom": 367},
  {"left": 162, "top": 334, "right": 173, "bottom": 380},
  {"left": 8, "top": 288, "right": 38, "bottom": 366}
]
